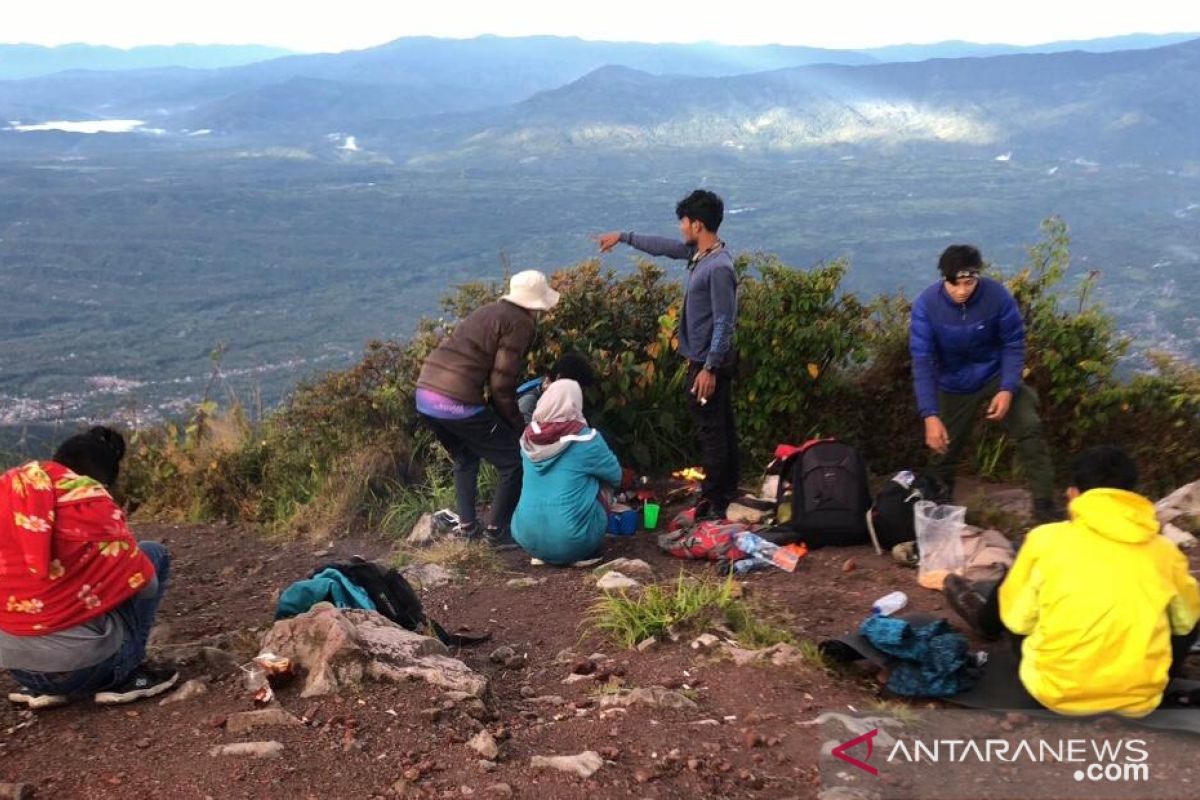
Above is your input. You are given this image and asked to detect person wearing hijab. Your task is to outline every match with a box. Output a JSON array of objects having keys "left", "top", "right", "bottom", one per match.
[{"left": 511, "top": 380, "right": 622, "bottom": 565}]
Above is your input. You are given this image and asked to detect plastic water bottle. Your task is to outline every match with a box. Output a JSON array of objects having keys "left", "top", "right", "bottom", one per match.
[
  {"left": 871, "top": 591, "right": 908, "bottom": 616},
  {"left": 730, "top": 557, "right": 772, "bottom": 575}
]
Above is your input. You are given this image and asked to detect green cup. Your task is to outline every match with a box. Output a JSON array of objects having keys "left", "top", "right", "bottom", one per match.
[{"left": 643, "top": 502, "right": 661, "bottom": 530}]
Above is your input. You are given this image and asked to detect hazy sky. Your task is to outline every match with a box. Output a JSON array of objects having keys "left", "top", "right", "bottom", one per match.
[{"left": 5, "top": 0, "right": 1200, "bottom": 52}]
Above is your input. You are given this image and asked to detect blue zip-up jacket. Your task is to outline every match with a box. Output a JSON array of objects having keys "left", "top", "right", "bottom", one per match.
[
  {"left": 909, "top": 277, "right": 1025, "bottom": 418},
  {"left": 619, "top": 232, "right": 737, "bottom": 368}
]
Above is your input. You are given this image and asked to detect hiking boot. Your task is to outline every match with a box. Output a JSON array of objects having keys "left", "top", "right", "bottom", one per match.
[
  {"left": 94, "top": 665, "right": 179, "bottom": 705},
  {"left": 7, "top": 688, "right": 69, "bottom": 710},
  {"left": 942, "top": 574, "right": 996, "bottom": 639}
]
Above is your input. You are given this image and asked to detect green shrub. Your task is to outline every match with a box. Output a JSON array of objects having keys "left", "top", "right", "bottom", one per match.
[{"left": 118, "top": 216, "right": 1200, "bottom": 533}]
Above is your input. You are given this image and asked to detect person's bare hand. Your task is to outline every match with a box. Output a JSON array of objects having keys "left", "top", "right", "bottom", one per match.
[
  {"left": 692, "top": 369, "right": 717, "bottom": 403},
  {"left": 925, "top": 416, "right": 950, "bottom": 454},
  {"left": 593, "top": 232, "right": 621, "bottom": 253},
  {"left": 986, "top": 390, "right": 1013, "bottom": 422}
]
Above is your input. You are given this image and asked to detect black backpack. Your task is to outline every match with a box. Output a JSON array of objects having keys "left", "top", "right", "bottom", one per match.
[
  {"left": 768, "top": 439, "right": 871, "bottom": 548},
  {"left": 323, "top": 556, "right": 489, "bottom": 647},
  {"left": 867, "top": 473, "right": 946, "bottom": 554}
]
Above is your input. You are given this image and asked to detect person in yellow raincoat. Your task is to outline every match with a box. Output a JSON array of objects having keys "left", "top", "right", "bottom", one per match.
[{"left": 997, "top": 446, "right": 1200, "bottom": 717}]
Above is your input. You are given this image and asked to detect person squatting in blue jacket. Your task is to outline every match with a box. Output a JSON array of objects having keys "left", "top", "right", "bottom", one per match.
[{"left": 910, "top": 245, "right": 1058, "bottom": 522}]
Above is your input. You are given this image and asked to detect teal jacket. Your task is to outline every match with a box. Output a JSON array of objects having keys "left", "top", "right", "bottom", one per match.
[{"left": 511, "top": 429, "right": 622, "bottom": 565}]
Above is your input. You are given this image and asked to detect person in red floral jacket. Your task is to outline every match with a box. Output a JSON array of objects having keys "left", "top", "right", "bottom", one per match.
[{"left": 0, "top": 427, "right": 177, "bottom": 707}]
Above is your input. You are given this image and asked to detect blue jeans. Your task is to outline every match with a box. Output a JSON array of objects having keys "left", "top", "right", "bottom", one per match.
[{"left": 10, "top": 542, "right": 170, "bottom": 697}]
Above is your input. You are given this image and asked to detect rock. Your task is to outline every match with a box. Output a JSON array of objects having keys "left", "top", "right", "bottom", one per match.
[
  {"left": 505, "top": 577, "right": 546, "bottom": 589},
  {"left": 478, "top": 760, "right": 497, "bottom": 773},
  {"left": 690, "top": 634, "right": 720, "bottom": 651},
  {"left": 467, "top": 731, "right": 500, "bottom": 760},
  {"left": 596, "top": 572, "right": 641, "bottom": 592},
  {"left": 742, "top": 730, "right": 764, "bottom": 748},
  {"left": 486, "top": 785, "right": 513, "bottom": 799},
  {"left": 528, "top": 696, "right": 565, "bottom": 706},
  {"left": 0, "top": 784, "right": 35, "bottom": 800},
  {"left": 530, "top": 751, "right": 604, "bottom": 778},
  {"left": 200, "top": 646, "right": 241, "bottom": 676},
  {"left": 489, "top": 646, "right": 516, "bottom": 664},
  {"left": 160, "top": 678, "right": 209, "bottom": 706},
  {"left": 401, "top": 563, "right": 458, "bottom": 590},
  {"left": 594, "top": 558, "right": 656, "bottom": 582},
  {"left": 225, "top": 708, "right": 304, "bottom": 735},
  {"left": 503, "top": 656, "right": 526, "bottom": 671},
  {"left": 560, "top": 674, "right": 591, "bottom": 685},
  {"left": 519, "top": 685, "right": 537, "bottom": 698},
  {"left": 147, "top": 621, "right": 174, "bottom": 650},
  {"left": 634, "top": 769, "right": 654, "bottom": 784},
  {"left": 598, "top": 687, "right": 698, "bottom": 711},
  {"left": 842, "top": 558, "right": 857, "bottom": 574},
  {"left": 635, "top": 637, "right": 657, "bottom": 653},
  {"left": 725, "top": 643, "right": 807, "bottom": 668},
  {"left": 209, "top": 741, "right": 285, "bottom": 759},
  {"left": 725, "top": 503, "right": 767, "bottom": 525},
  {"left": 570, "top": 658, "right": 596, "bottom": 675},
  {"left": 259, "top": 606, "right": 487, "bottom": 698},
  {"left": 408, "top": 513, "right": 436, "bottom": 546},
  {"left": 1163, "top": 522, "right": 1199, "bottom": 549}
]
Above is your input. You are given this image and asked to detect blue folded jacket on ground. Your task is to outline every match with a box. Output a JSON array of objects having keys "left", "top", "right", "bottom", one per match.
[
  {"left": 275, "top": 568, "right": 376, "bottom": 619},
  {"left": 859, "top": 615, "right": 973, "bottom": 698}
]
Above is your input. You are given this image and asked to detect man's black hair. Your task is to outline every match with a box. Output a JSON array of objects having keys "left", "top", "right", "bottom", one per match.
[
  {"left": 675, "top": 189, "right": 724, "bottom": 233},
  {"left": 551, "top": 352, "right": 595, "bottom": 388},
  {"left": 1070, "top": 446, "right": 1139, "bottom": 493},
  {"left": 938, "top": 244, "right": 983, "bottom": 280},
  {"left": 53, "top": 426, "right": 126, "bottom": 488}
]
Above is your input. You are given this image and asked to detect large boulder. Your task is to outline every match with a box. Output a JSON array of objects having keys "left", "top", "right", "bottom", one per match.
[{"left": 260, "top": 604, "right": 487, "bottom": 698}]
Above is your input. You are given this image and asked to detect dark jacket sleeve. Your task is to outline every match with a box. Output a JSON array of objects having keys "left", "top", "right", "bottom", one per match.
[
  {"left": 490, "top": 313, "right": 534, "bottom": 431},
  {"left": 996, "top": 289, "right": 1026, "bottom": 394},
  {"left": 909, "top": 293, "right": 941, "bottom": 418},
  {"left": 705, "top": 262, "right": 737, "bottom": 368},
  {"left": 621, "top": 232, "right": 694, "bottom": 261}
]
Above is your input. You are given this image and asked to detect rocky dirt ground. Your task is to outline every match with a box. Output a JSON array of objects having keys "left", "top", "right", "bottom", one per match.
[{"left": 0, "top": 482, "right": 1197, "bottom": 800}]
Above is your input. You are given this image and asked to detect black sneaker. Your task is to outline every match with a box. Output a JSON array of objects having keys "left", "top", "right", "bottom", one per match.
[
  {"left": 942, "top": 574, "right": 994, "bottom": 639},
  {"left": 94, "top": 665, "right": 179, "bottom": 705},
  {"left": 7, "top": 687, "right": 69, "bottom": 709},
  {"left": 483, "top": 526, "right": 519, "bottom": 552}
]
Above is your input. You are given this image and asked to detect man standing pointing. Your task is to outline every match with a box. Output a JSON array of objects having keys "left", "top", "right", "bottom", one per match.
[{"left": 596, "top": 189, "right": 740, "bottom": 519}]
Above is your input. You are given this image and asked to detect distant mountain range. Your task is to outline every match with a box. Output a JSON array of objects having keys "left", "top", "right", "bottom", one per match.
[
  {"left": 406, "top": 38, "right": 1200, "bottom": 163},
  {"left": 3, "top": 33, "right": 1196, "bottom": 81},
  {"left": 0, "top": 43, "right": 294, "bottom": 80},
  {"left": 2, "top": 34, "right": 1199, "bottom": 165}
]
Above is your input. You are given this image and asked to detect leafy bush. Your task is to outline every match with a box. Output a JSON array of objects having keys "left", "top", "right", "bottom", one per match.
[{"left": 117, "top": 217, "right": 1200, "bottom": 535}]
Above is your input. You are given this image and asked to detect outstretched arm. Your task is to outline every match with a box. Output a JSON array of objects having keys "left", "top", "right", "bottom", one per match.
[{"left": 594, "top": 231, "right": 693, "bottom": 260}]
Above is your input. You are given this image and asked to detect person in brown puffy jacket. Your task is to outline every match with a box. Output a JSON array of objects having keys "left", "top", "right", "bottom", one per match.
[{"left": 416, "top": 270, "right": 560, "bottom": 546}]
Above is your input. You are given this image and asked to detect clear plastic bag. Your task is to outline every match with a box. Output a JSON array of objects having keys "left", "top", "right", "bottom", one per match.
[{"left": 914, "top": 501, "right": 966, "bottom": 590}]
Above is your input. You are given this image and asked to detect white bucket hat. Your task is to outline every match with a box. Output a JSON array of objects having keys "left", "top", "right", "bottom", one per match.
[{"left": 502, "top": 270, "right": 560, "bottom": 311}]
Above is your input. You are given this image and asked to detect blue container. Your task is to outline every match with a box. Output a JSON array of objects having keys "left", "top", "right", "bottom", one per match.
[{"left": 607, "top": 509, "right": 639, "bottom": 536}]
